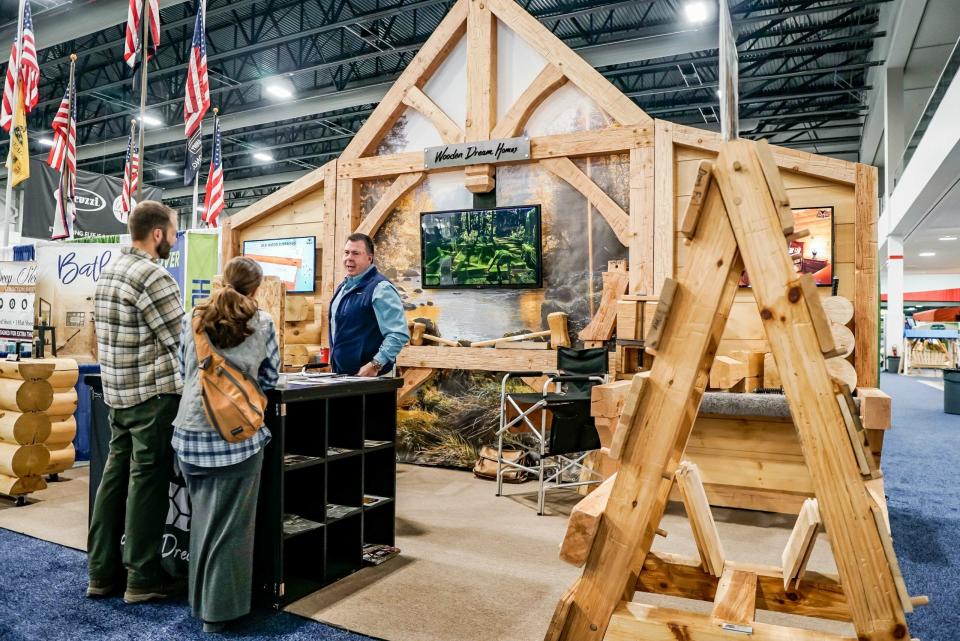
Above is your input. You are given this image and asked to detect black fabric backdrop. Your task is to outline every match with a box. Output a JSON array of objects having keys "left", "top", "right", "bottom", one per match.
[{"left": 22, "top": 158, "right": 163, "bottom": 239}]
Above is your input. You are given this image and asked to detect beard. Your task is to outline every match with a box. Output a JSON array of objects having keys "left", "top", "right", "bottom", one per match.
[{"left": 156, "top": 236, "right": 172, "bottom": 260}]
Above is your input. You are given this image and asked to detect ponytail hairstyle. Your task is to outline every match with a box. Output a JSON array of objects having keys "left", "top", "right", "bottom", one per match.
[{"left": 196, "top": 256, "right": 263, "bottom": 349}]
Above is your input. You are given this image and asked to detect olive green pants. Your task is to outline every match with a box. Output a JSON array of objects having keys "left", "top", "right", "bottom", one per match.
[{"left": 87, "top": 394, "right": 180, "bottom": 589}]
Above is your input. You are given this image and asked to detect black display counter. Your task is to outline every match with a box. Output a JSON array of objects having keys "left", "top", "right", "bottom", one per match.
[{"left": 86, "top": 374, "right": 402, "bottom": 608}]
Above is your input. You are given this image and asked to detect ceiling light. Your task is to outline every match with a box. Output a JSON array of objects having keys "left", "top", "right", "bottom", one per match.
[
  {"left": 158, "top": 168, "right": 177, "bottom": 177},
  {"left": 684, "top": 1, "right": 710, "bottom": 23},
  {"left": 265, "top": 83, "right": 293, "bottom": 99},
  {"left": 140, "top": 114, "right": 162, "bottom": 127},
  {"left": 918, "top": 252, "right": 936, "bottom": 257},
  {"left": 264, "top": 76, "right": 295, "bottom": 100},
  {"left": 939, "top": 236, "right": 958, "bottom": 241},
  {"left": 253, "top": 151, "right": 274, "bottom": 162},
  {"left": 38, "top": 137, "right": 54, "bottom": 147}
]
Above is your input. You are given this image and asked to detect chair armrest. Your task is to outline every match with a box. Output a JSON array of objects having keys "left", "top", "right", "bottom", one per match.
[
  {"left": 549, "top": 374, "right": 604, "bottom": 383},
  {"left": 506, "top": 371, "right": 545, "bottom": 378}
]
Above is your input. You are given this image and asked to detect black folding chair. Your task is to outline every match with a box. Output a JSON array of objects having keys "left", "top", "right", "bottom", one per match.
[{"left": 495, "top": 347, "right": 608, "bottom": 514}]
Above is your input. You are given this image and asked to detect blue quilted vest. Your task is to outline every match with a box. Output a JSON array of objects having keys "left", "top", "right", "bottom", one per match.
[{"left": 329, "top": 266, "right": 393, "bottom": 375}]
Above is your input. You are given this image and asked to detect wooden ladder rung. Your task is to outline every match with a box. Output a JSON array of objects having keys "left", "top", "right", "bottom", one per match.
[
  {"left": 609, "top": 372, "right": 650, "bottom": 460},
  {"left": 781, "top": 497, "right": 821, "bottom": 590},
  {"left": 559, "top": 473, "right": 617, "bottom": 567},
  {"left": 679, "top": 160, "right": 713, "bottom": 239},
  {"left": 643, "top": 278, "right": 677, "bottom": 355},
  {"left": 676, "top": 461, "right": 725, "bottom": 577},
  {"left": 835, "top": 383, "right": 881, "bottom": 478},
  {"left": 711, "top": 567, "right": 758, "bottom": 626}
]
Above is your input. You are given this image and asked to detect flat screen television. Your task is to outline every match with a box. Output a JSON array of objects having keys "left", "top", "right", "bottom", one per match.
[
  {"left": 420, "top": 205, "right": 542, "bottom": 288},
  {"left": 242, "top": 236, "right": 316, "bottom": 293},
  {"left": 739, "top": 206, "right": 833, "bottom": 287}
]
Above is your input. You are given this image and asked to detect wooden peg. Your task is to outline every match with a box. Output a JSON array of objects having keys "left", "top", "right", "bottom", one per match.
[
  {"left": 655, "top": 528, "right": 667, "bottom": 538},
  {"left": 679, "top": 160, "right": 713, "bottom": 239},
  {"left": 422, "top": 333, "right": 460, "bottom": 347},
  {"left": 909, "top": 596, "right": 929, "bottom": 608},
  {"left": 786, "top": 228, "right": 810, "bottom": 243},
  {"left": 644, "top": 278, "right": 677, "bottom": 355}
]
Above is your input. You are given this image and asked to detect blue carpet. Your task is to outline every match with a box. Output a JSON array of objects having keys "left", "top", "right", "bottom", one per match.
[
  {"left": 881, "top": 373, "right": 959, "bottom": 639},
  {"left": 0, "top": 528, "right": 375, "bottom": 640}
]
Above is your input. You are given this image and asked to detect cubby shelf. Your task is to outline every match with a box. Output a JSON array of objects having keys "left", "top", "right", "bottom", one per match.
[{"left": 254, "top": 377, "right": 402, "bottom": 609}]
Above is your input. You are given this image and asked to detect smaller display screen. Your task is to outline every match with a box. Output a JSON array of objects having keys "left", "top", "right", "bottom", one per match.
[
  {"left": 740, "top": 206, "right": 833, "bottom": 287},
  {"left": 242, "top": 236, "right": 316, "bottom": 293}
]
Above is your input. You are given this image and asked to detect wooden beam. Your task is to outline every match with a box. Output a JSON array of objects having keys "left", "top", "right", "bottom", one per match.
[
  {"left": 630, "top": 142, "right": 655, "bottom": 294},
  {"left": 339, "top": 0, "right": 468, "bottom": 160},
  {"left": 677, "top": 461, "right": 725, "bottom": 577},
  {"left": 338, "top": 126, "right": 651, "bottom": 179},
  {"left": 609, "top": 372, "right": 648, "bottom": 460},
  {"left": 854, "top": 163, "right": 880, "bottom": 388},
  {"left": 220, "top": 217, "right": 238, "bottom": 264},
  {"left": 398, "top": 367, "right": 435, "bottom": 403},
  {"left": 679, "top": 160, "right": 713, "bottom": 240},
  {"left": 228, "top": 161, "right": 330, "bottom": 231},
  {"left": 636, "top": 552, "right": 851, "bottom": 623},
  {"left": 333, "top": 177, "right": 361, "bottom": 285},
  {"left": 578, "top": 267, "right": 630, "bottom": 341},
  {"left": 397, "top": 345, "right": 558, "bottom": 372},
  {"left": 402, "top": 86, "right": 465, "bottom": 144},
  {"left": 714, "top": 140, "right": 908, "bottom": 637},
  {"left": 466, "top": 0, "right": 496, "bottom": 141},
  {"left": 354, "top": 172, "right": 425, "bottom": 239},
  {"left": 709, "top": 356, "right": 747, "bottom": 390},
  {"left": 540, "top": 157, "right": 631, "bottom": 246},
  {"left": 755, "top": 140, "right": 795, "bottom": 235},
  {"left": 464, "top": 163, "right": 496, "bottom": 193},
  {"left": 560, "top": 473, "right": 617, "bottom": 567},
  {"left": 607, "top": 601, "right": 852, "bottom": 641},
  {"left": 491, "top": 64, "right": 566, "bottom": 139},
  {"left": 318, "top": 161, "right": 338, "bottom": 347},
  {"left": 644, "top": 276, "right": 677, "bottom": 354},
  {"left": 486, "top": 0, "right": 649, "bottom": 126},
  {"left": 653, "top": 119, "right": 674, "bottom": 293},
  {"left": 670, "top": 122, "right": 857, "bottom": 185},
  {"left": 545, "top": 162, "right": 743, "bottom": 641},
  {"left": 857, "top": 387, "right": 892, "bottom": 430},
  {"left": 711, "top": 568, "right": 758, "bottom": 626}
]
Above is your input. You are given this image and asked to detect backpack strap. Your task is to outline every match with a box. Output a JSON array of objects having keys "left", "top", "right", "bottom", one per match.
[{"left": 192, "top": 311, "right": 215, "bottom": 371}]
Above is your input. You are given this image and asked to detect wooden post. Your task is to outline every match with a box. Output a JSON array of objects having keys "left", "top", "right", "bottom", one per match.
[
  {"left": 545, "top": 152, "right": 742, "bottom": 641},
  {"left": 854, "top": 163, "right": 880, "bottom": 388}
]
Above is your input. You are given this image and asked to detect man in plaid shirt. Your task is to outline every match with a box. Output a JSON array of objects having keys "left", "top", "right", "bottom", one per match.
[{"left": 87, "top": 201, "right": 185, "bottom": 604}]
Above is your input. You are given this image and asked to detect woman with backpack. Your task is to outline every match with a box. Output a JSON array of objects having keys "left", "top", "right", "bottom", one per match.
[{"left": 172, "top": 256, "right": 280, "bottom": 633}]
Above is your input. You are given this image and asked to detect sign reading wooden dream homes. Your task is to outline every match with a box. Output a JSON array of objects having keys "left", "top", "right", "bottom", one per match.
[
  {"left": 424, "top": 137, "right": 530, "bottom": 169},
  {"left": 0, "top": 261, "right": 39, "bottom": 342}
]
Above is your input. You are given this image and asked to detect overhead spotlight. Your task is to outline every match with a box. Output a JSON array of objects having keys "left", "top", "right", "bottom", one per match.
[
  {"left": 684, "top": 1, "right": 710, "bottom": 24},
  {"left": 38, "top": 137, "right": 55, "bottom": 147},
  {"left": 140, "top": 114, "right": 162, "bottom": 127},
  {"left": 918, "top": 252, "right": 936, "bottom": 257},
  {"left": 158, "top": 168, "right": 177, "bottom": 177},
  {"left": 939, "top": 236, "right": 958, "bottom": 241},
  {"left": 253, "top": 151, "right": 274, "bottom": 162},
  {"left": 264, "top": 77, "right": 295, "bottom": 100}
]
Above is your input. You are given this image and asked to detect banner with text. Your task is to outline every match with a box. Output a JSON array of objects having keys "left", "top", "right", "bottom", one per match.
[
  {"left": 23, "top": 158, "right": 163, "bottom": 240},
  {"left": 185, "top": 232, "right": 219, "bottom": 311},
  {"left": 0, "top": 261, "right": 39, "bottom": 342}
]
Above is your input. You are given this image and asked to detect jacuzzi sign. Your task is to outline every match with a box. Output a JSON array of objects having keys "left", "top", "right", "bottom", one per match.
[{"left": 74, "top": 188, "right": 108, "bottom": 212}]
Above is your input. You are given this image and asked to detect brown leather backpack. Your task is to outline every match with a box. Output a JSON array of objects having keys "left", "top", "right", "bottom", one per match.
[{"left": 193, "top": 313, "right": 268, "bottom": 443}]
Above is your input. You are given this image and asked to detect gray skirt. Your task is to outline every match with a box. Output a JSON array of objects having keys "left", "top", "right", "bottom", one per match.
[{"left": 179, "top": 449, "right": 264, "bottom": 624}]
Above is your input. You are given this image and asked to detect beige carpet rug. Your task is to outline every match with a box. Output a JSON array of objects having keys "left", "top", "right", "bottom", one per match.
[
  {"left": 0, "top": 465, "right": 89, "bottom": 551},
  {"left": 287, "top": 464, "right": 852, "bottom": 641}
]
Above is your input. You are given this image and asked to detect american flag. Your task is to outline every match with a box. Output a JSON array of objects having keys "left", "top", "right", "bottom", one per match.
[
  {"left": 183, "top": 1, "right": 209, "bottom": 137},
  {"left": 49, "top": 73, "right": 77, "bottom": 240},
  {"left": 1, "top": 0, "right": 40, "bottom": 132},
  {"left": 124, "top": 0, "right": 161, "bottom": 68},
  {"left": 120, "top": 129, "right": 140, "bottom": 218},
  {"left": 202, "top": 113, "right": 224, "bottom": 227}
]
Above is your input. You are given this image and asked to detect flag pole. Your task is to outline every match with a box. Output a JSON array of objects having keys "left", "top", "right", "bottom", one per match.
[
  {"left": 191, "top": 170, "right": 199, "bottom": 229},
  {"left": 136, "top": 0, "right": 149, "bottom": 199},
  {"left": 2, "top": 0, "right": 27, "bottom": 247},
  {"left": 128, "top": 117, "right": 137, "bottom": 211},
  {"left": 59, "top": 55, "right": 76, "bottom": 236}
]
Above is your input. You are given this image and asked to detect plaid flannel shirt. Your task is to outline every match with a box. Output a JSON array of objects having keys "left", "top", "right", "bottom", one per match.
[
  {"left": 94, "top": 247, "right": 184, "bottom": 409},
  {"left": 172, "top": 313, "right": 281, "bottom": 468}
]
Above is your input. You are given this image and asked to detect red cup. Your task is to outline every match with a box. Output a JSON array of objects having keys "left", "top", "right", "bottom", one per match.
[{"left": 319, "top": 347, "right": 330, "bottom": 364}]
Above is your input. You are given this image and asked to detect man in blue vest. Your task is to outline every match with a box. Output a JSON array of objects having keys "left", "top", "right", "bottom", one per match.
[{"left": 329, "top": 233, "right": 410, "bottom": 376}]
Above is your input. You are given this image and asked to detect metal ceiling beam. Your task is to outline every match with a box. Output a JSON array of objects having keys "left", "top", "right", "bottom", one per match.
[
  {"left": 0, "top": 0, "right": 188, "bottom": 64},
  {"left": 163, "top": 170, "right": 310, "bottom": 199}
]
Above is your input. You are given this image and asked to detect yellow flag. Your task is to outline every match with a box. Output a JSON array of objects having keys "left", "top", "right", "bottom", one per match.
[{"left": 7, "top": 83, "right": 30, "bottom": 187}]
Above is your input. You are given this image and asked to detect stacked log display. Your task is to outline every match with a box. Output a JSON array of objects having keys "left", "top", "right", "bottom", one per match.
[{"left": 0, "top": 359, "right": 79, "bottom": 499}]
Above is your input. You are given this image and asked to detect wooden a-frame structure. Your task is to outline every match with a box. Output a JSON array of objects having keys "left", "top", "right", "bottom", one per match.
[{"left": 545, "top": 139, "right": 916, "bottom": 641}]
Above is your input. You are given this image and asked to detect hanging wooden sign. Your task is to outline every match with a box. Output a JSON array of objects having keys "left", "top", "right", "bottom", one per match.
[{"left": 424, "top": 137, "right": 530, "bottom": 169}]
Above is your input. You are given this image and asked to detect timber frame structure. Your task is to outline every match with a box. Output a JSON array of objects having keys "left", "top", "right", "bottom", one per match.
[
  {"left": 221, "top": 0, "right": 878, "bottom": 394},
  {"left": 547, "top": 139, "right": 913, "bottom": 641}
]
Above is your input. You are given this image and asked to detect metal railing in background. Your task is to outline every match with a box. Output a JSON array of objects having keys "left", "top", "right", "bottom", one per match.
[{"left": 895, "top": 35, "right": 960, "bottom": 184}]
